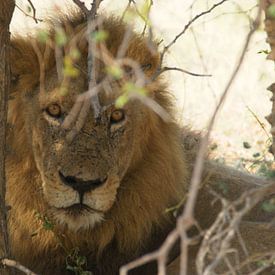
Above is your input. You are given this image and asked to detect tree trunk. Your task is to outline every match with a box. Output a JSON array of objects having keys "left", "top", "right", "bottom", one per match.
[
  {"left": 264, "top": 1, "right": 275, "bottom": 156},
  {"left": 0, "top": 0, "right": 15, "bottom": 273}
]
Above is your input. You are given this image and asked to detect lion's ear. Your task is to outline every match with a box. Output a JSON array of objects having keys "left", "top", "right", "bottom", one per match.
[
  {"left": 10, "top": 38, "right": 40, "bottom": 93},
  {"left": 127, "top": 38, "right": 160, "bottom": 79}
]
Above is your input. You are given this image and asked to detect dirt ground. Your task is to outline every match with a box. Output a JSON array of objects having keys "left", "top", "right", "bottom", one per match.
[{"left": 11, "top": 0, "right": 275, "bottom": 171}]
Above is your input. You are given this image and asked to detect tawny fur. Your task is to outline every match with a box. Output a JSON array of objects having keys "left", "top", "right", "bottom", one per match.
[{"left": 6, "top": 13, "right": 275, "bottom": 275}]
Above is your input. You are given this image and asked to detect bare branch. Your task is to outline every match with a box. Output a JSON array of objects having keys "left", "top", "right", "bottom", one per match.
[
  {"left": 25, "top": 0, "right": 39, "bottom": 24},
  {"left": 1, "top": 258, "right": 38, "bottom": 275},
  {"left": 155, "top": 66, "right": 212, "bottom": 78},
  {"left": 159, "top": 0, "right": 229, "bottom": 67},
  {"left": 15, "top": 4, "right": 42, "bottom": 23},
  {"left": 72, "top": 0, "right": 89, "bottom": 16}
]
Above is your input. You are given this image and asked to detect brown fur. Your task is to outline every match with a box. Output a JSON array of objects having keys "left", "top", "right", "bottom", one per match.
[{"left": 6, "top": 13, "right": 275, "bottom": 275}]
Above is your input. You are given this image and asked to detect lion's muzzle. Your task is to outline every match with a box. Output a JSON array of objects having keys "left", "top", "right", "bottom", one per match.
[{"left": 58, "top": 170, "right": 107, "bottom": 202}]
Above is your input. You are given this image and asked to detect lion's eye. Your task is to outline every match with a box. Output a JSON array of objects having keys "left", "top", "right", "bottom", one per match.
[
  {"left": 46, "top": 103, "right": 62, "bottom": 118},
  {"left": 110, "top": 109, "right": 125, "bottom": 124}
]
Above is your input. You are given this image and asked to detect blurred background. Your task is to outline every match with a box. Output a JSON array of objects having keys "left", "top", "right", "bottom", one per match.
[{"left": 11, "top": 0, "right": 275, "bottom": 171}]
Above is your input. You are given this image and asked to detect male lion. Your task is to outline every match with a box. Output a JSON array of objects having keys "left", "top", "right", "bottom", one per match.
[{"left": 6, "top": 12, "right": 275, "bottom": 275}]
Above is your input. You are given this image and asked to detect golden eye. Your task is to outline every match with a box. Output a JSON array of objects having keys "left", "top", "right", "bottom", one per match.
[
  {"left": 110, "top": 109, "right": 125, "bottom": 124},
  {"left": 46, "top": 103, "right": 62, "bottom": 118}
]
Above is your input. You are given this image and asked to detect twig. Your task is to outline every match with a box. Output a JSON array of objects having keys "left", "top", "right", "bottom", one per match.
[
  {"left": 159, "top": 0, "right": 229, "bottom": 68},
  {"left": 15, "top": 4, "right": 42, "bottom": 23},
  {"left": 25, "top": 0, "right": 39, "bottom": 23},
  {"left": 155, "top": 66, "right": 212, "bottom": 78},
  {"left": 1, "top": 259, "right": 38, "bottom": 275}
]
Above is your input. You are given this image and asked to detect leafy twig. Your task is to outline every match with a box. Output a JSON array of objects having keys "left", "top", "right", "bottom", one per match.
[
  {"left": 26, "top": 0, "right": 39, "bottom": 23},
  {"left": 15, "top": 4, "right": 42, "bottom": 23}
]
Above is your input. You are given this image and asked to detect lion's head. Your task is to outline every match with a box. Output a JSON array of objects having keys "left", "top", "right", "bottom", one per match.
[{"left": 7, "top": 11, "right": 190, "bottom": 274}]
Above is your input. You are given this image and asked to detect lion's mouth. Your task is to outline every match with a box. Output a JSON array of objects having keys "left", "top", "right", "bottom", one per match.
[{"left": 58, "top": 203, "right": 103, "bottom": 216}]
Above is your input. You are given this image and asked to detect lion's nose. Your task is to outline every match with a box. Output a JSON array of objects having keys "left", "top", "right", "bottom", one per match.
[{"left": 58, "top": 171, "right": 107, "bottom": 194}]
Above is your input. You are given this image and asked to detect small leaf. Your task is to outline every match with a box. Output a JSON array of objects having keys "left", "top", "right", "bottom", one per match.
[
  {"left": 55, "top": 29, "right": 67, "bottom": 46},
  {"left": 257, "top": 49, "right": 270, "bottom": 55},
  {"left": 63, "top": 56, "right": 79, "bottom": 78},
  {"left": 27, "top": 5, "right": 32, "bottom": 13},
  {"left": 140, "top": 0, "right": 152, "bottom": 25},
  {"left": 243, "top": 141, "right": 251, "bottom": 149},
  {"left": 216, "top": 181, "right": 228, "bottom": 195},
  {"left": 210, "top": 143, "right": 218, "bottom": 151},
  {"left": 70, "top": 48, "right": 81, "bottom": 60},
  {"left": 106, "top": 65, "right": 123, "bottom": 79},
  {"left": 116, "top": 94, "right": 129, "bottom": 108},
  {"left": 37, "top": 30, "right": 49, "bottom": 43},
  {"left": 63, "top": 67, "right": 79, "bottom": 78},
  {"left": 262, "top": 199, "right": 275, "bottom": 212},
  {"left": 123, "top": 8, "right": 136, "bottom": 23},
  {"left": 92, "top": 30, "right": 108, "bottom": 42},
  {"left": 267, "top": 4, "right": 275, "bottom": 19}
]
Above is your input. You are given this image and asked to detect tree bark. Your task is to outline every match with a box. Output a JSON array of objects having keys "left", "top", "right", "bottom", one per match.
[
  {"left": 0, "top": 0, "right": 15, "bottom": 273},
  {"left": 264, "top": 1, "right": 275, "bottom": 156}
]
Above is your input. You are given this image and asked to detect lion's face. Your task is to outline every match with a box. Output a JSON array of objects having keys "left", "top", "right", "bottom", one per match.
[{"left": 23, "top": 71, "right": 147, "bottom": 231}]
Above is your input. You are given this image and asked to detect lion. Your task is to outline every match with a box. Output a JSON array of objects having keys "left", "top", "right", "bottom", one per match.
[{"left": 6, "top": 12, "right": 275, "bottom": 275}]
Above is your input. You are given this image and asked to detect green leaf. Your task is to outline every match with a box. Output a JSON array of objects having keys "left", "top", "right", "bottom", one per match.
[
  {"left": 55, "top": 29, "right": 67, "bottom": 46},
  {"left": 262, "top": 199, "right": 275, "bottom": 212},
  {"left": 92, "top": 30, "right": 108, "bottom": 42},
  {"left": 140, "top": 0, "right": 152, "bottom": 25},
  {"left": 63, "top": 66, "right": 79, "bottom": 78},
  {"left": 37, "top": 30, "right": 49, "bottom": 43},
  {"left": 243, "top": 141, "right": 251, "bottom": 149},
  {"left": 123, "top": 8, "right": 136, "bottom": 23},
  {"left": 253, "top": 152, "right": 260, "bottom": 158},
  {"left": 257, "top": 49, "right": 270, "bottom": 55},
  {"left": 216, "top": 181, "right": 228, "bottom": 195},
  {"left": 116, "top": 94, "right": 129, "bottom": 108},
  {"left": 267, "top": 4, "right": 275, "bottom": 19},
  {"left": 63, "top": 56, "right": 79, "bottom": 78},
  {"left": 106, "top": 65, "right": 123, "bottom": 79},
  {"left": 71, "top": 49, "right": 81, "bottom": 60}
]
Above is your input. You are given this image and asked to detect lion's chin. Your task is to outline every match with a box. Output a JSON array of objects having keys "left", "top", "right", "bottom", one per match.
[{"left": 51, "top": 206, "right": 105, "bottom": 232}]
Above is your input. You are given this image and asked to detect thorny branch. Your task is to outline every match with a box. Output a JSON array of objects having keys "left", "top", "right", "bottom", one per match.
[{"left": 120, "top": 2, "right": 267, "bottom": 275}]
